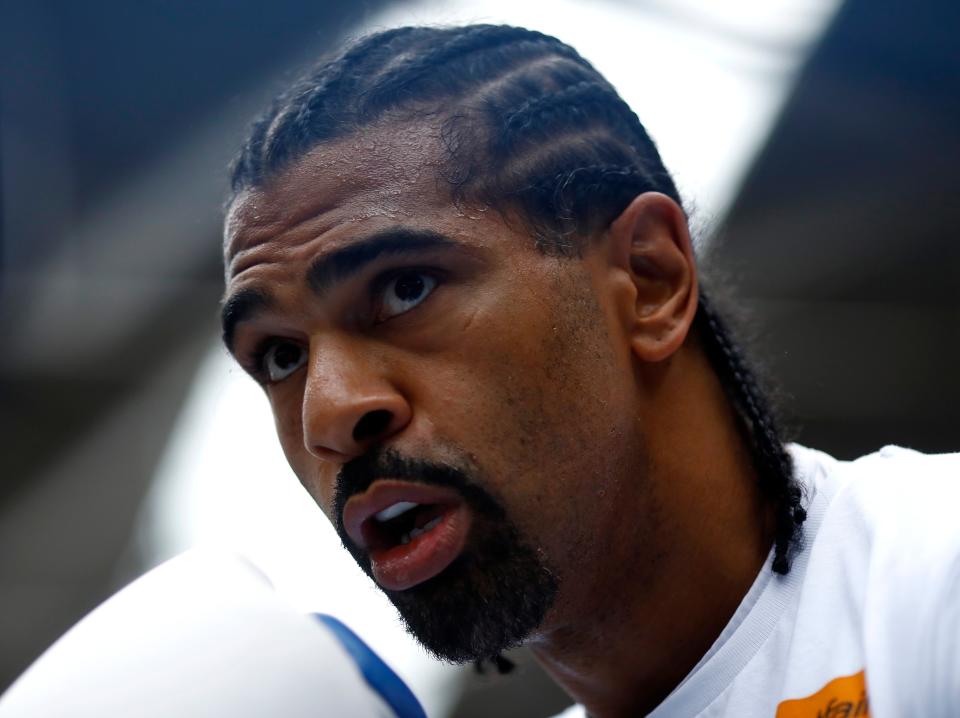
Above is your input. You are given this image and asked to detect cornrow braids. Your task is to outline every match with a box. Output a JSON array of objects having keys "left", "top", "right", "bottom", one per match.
[
  {"left": 278, "top": 26, "right": 425, "bottom": 139},
  {"left": 359, "top": 25, "right": 581, "bottom": 113},
  {"left": 502, "top": 81, "right": 624, "bottom": 146},
  {"left": 500, "top": 79, "right": 665, "bottom": 175},
  {"left": 230, "top": 24, "right": 807, "bottom": 584},
  {"left": 508, "top": 164, "right": 663, "bottom": 253}
]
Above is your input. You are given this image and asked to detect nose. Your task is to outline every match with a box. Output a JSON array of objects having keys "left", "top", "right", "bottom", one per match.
[{"left": 301, "top": 341, "right": 412, "bottom": 462}]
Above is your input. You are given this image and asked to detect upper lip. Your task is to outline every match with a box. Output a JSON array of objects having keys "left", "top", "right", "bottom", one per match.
[{"left": 342, "top": 479, "right": 464, "bottom": 550}]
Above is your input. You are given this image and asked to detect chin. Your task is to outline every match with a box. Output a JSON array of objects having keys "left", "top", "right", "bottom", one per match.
[{"left": 359, "top": 525, "right": 559, "bottom": 663}]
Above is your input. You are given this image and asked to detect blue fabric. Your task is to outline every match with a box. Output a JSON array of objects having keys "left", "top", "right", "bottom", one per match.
[{"left": 313, "top": 613, "right": 427, "bottom": 718}]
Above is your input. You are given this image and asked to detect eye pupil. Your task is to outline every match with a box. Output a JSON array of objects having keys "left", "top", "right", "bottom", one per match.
[
  {"left": 377, "top": 271, "right": 436, "bottom": 322},
  {"left": 273, "top": 343, "right": 301, "bottom": 369},
  {"left": 394, "top": 273, "right": 425, "bottom": 302}
]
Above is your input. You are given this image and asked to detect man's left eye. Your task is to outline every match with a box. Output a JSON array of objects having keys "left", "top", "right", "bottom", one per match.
[{"left": 377, "top": 271, "right": 437, "bottom": 321}]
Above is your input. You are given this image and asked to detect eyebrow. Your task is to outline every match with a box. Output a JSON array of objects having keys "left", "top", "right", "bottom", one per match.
[
  {"left": 220, "top": 227, "right": 460, "bottom": 354},
  {"left": 306, "top": 227, "right": 459, "bottom": 296},
  {"left": 221, "top": 287, "right": 272, "bottom": 354}
]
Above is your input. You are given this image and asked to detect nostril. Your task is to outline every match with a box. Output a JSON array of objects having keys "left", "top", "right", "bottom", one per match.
[{"left": 353, "top": 409, "right": 392, "bottom": 443}]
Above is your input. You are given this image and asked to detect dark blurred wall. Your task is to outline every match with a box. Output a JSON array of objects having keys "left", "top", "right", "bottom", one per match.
[{"left": 716, "top": 0, "right": 960, "bottom": 459}]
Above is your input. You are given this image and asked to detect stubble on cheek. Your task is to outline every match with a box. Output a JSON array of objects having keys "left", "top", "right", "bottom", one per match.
[{"left": 478, "top": 264, "right": 637, "bottom": 592}]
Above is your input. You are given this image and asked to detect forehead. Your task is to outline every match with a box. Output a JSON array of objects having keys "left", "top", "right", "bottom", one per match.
[{"left": 224, "top": 121, "right": 452, "bottom": 269}]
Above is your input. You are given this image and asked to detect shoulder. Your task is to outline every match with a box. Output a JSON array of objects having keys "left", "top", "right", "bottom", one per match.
[
  {"left": 844, "top": 443, "right": 959, "bottom": 485},
  {"left": 794, "top": 443, "right": 960, "bottom": 538},
  {"left": 794, "top": 443, "right": 960, "bottom": 578},
  {"left": 794, "top": 445, "right": 960, "bottom": 715}
]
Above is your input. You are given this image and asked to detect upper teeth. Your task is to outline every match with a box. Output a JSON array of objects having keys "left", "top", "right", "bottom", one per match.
[{"left": 374, "top": 501, "right": 419, "bottom": 522}]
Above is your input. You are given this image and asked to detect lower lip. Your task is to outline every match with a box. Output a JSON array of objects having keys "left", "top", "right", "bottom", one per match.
[{"left": 369, "top": 504, "right": 471, "bottom": 591}]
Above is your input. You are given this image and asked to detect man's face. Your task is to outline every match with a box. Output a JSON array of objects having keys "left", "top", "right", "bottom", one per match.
[{"left": 222, "top": 123, "right": 655, "bottom": 660}]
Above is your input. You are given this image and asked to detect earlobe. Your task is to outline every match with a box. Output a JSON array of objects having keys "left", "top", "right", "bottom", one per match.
[{"left": 607, "top": 192, "right": 699, "bottom": 363}]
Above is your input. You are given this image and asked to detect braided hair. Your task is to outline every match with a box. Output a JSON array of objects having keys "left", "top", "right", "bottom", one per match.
[{"left": 230, "top": 19, "right": 806, "bottom": 617}]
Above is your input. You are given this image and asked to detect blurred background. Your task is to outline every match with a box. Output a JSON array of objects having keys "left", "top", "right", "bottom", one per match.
[{"left": 1, "top": 0, "right": 957, "bottom": 715}]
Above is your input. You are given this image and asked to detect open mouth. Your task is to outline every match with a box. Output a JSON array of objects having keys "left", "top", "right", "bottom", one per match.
[
  {"left": 343, "top": 481, "right": 472, "bottom": 591},
  {"left": 366, "top": 501, "right": 448, "bottom": 548}
]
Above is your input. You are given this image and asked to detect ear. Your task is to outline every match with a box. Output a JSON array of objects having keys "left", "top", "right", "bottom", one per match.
[{"left": 607, "top": 192, "right": 699, "bottom": 363}]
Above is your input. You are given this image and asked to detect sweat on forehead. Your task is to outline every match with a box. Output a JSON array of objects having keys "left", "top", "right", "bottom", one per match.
[{"left": 223, "top": 121, "right": 452, "bottom": 263}]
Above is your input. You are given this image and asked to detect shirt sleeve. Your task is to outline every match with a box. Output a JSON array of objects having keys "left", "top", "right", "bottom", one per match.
[
  {"left": 922, "top": 554, "right": 960, "bottom": 716},
  {"left": 863, "top": 450, "right": 960, "bottom": 718}
]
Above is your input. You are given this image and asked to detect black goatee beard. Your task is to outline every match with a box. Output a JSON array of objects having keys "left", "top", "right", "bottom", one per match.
[{"left": 333, "top": 447, "right": 559, "bottom": 663}]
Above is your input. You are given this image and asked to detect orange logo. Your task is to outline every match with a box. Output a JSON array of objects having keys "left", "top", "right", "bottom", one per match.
[{"left": 775, "top": 671, "right": 870, "bottom": 717}]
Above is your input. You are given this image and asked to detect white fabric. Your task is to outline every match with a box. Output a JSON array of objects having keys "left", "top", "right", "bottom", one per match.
[
  {"left": 555, "top": 444, "right": 960, "bottom": 717},
  {"left": 0, "top": 549, "right": 397, "bottom": 718}
]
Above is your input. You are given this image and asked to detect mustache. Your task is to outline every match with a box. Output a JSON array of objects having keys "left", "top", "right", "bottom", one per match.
[{"left": 333, "top": 446, "right": 504, "bottom": 547}]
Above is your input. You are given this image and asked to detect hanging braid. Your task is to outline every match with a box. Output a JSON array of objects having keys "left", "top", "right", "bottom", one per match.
[
  {"left": 474, "top": 654, "right": 517, "bottom": 676},
  {"left": 695, "top": 294, "right": 807, "bottom": 574},
  {"left": 230, "top": 23, "right": 807, "bottom": 619}
]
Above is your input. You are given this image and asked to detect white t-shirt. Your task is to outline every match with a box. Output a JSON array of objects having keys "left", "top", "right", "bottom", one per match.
[{"left": 554, "top": 444, "right": 960, "bottom": 717}]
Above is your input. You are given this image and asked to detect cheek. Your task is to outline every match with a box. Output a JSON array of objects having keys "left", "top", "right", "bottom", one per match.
[
  {"left": 425, "top": 284, "right": 634, "bottom": 517},
  {"left": 490, "top": 286, "right": 638, "bottom": 552},
  {"left": 267, "top": 386, "right": 335, "bottom": 510},
  {"left": 268, "top": 385, "right": 304, "bottom": 456}
]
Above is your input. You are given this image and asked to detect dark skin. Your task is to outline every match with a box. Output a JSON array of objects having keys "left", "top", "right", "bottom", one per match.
[{"left": 222, "top": 122, "right": 774, "bottom": 717}]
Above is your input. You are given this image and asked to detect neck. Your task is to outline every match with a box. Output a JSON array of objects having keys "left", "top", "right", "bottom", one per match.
[{"left": 529, "top": 346, "right": 775, "bottom": 717}]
